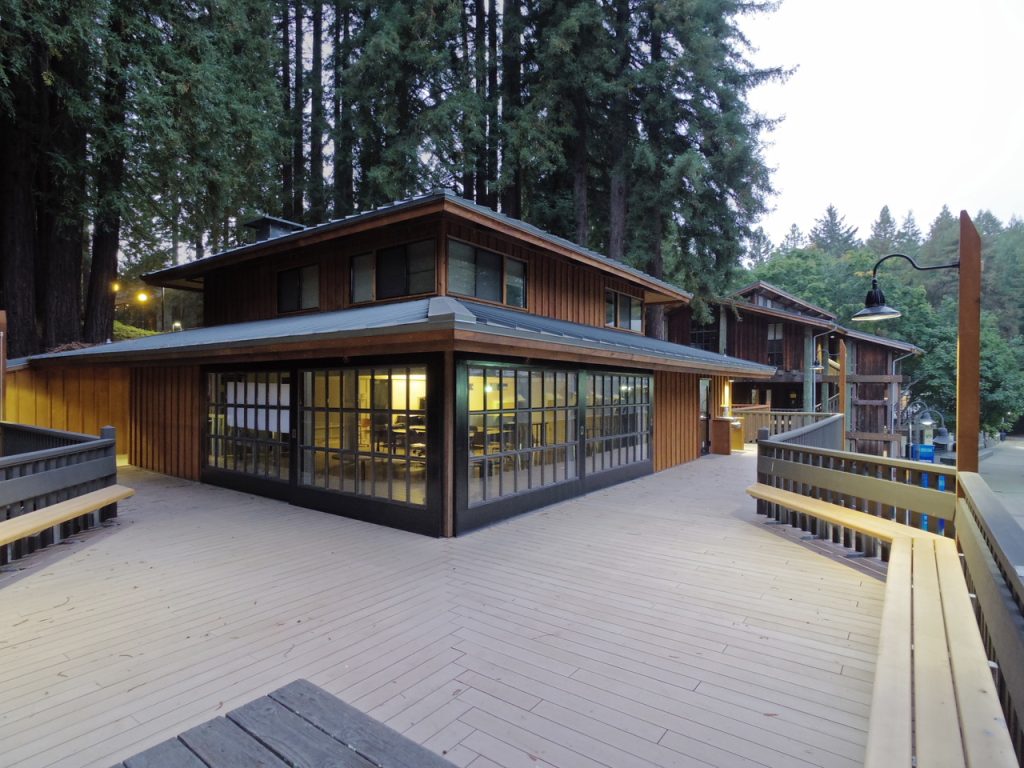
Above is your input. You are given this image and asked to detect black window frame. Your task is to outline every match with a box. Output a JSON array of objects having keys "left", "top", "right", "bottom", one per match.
[
  {"left": 349, "top": 239, "right": 436, "bottom": 305},
  {"left": 604, "top": 289, "right": 643, "bottom": 333},
  {"left": 277, "top": 264, "right": 320, "bottom": 314},
  {"left": 447, "top": 238, "right": 528, "bottom": 309},
  {"left": 767, "top": 322, "right": 784, "bottom": 366}
]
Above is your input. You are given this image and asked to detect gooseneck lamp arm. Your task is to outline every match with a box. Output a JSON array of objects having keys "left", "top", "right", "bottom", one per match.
[{"left": 852, "top": 253, "right": 961, "bottom": 322}]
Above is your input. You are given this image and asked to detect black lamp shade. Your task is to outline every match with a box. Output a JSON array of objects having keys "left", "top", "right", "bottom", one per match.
[{"left": 851, "top": 278, "right": 903, "bottom": 322}]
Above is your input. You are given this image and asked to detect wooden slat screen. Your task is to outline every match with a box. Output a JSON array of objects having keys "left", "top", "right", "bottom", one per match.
[
  {"left": 653, "top": 371, "right": 701, "bottom": 471},
  {"left": 129, "top": 366, "right": 202, "bottom": 480}
]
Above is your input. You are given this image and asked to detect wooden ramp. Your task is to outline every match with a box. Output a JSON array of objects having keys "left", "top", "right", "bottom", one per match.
[{"left": 0, "top": 454, "right": 882, "bottom": 768}]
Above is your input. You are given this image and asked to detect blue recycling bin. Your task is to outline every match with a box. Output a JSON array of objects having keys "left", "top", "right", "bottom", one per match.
[{"left": 917, "top": 444, "right": 935, "bottom": 463}]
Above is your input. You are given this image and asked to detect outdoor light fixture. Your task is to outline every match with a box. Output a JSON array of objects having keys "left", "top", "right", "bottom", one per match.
[
  {"left": 850, "top": 253, "right": 960, "bottom": 322},
  {"left": 857, "top": 213, "right": 981, "bottom": 477}
]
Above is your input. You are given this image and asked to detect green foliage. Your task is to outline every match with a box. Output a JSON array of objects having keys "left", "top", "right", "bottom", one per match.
[
  {"left": 748, "top": 206, "right": 1024, "bottom": 436},
  {"left": 112, "top": 320, "right": 158, "bottom": 340},
  {"left": 809, "top": 204, "right": 860, "bottom": 257}
]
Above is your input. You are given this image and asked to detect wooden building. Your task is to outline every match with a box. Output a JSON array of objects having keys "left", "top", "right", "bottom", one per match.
[
  {"left": 5, "top": 191, "right": 772, "bottom": 536},
  {"left": 669, "top": 281, "right": 921, "bottom": 456}
]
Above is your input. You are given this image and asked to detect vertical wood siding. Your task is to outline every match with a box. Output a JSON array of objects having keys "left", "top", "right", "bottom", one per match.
[
  {"left": 5, "top": 366, "right": 131, "bottom": 454},
  {"left": 130, "top": 366, "right": 202, "bottom": 480},
  {"left": 653, "top": 371, "right": 702, "bottom": 471}
]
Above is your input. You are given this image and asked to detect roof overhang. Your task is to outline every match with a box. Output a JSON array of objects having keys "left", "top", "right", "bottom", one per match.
[
  {"left": 19, "top": 298, "right": 771, "bottom": 379},
  {"left": 143, "top": 192, "right": 692, "bottom": 305}
]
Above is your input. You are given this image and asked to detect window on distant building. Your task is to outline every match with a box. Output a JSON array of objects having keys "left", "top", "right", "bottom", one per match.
[
  {"left": 690, "top": 307, "right": 720, "bottom": 351},
  {"left": 447, "top": 239, "right": 527, "bottom": 308},
  {"left": 350, "top": 240, "right": 436, "bottom": 304},
  {"left": 605, "top": 290, "right": 642, "bottom": 333},
  {"left": 277, "top": 265, "right": 319, "bottom": 313},
  {"left": 767, "top": 322, "right": 784, "bottom": 366}
]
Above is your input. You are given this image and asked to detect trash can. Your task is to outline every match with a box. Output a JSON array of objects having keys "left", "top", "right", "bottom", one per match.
[
  {"left": 710, "top": 417, "right": 732, "bottom": 455},
  {"left": 730, "top": 418, "right": 745, "bottom": 451},
  {"left": 916, "top": 444, "right": 935, "bottom": 463}
]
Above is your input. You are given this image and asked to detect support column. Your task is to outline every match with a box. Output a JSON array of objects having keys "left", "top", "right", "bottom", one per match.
[
  {"left": 803, "top": 328, "right": 814, "bottom": 411},
  {"left": 957, "top": 211, "right": 982, "bottom": 477}
]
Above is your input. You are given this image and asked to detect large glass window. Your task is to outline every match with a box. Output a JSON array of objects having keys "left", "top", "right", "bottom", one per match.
[
  {"left": 584, "top": 373, "right": 651, "bottom": 475},
  {"left": 278, "top": 265, "right": 319, "bottom": 313},
  {"left": 605, "top": 290, "right": 642, "bottom": 332},
  {"left": 299, "top": 366, "right": 428, "bottom": 505},
  {"left": 467, "top": 366, "right": 577, "bottom": 505},
  {"left": 448, "top": 239, "right": 527, "bottom": 308},
  {"left": 207, "top": 371, "right": 291, "bottom": 480},
  {"left": 350, "top": 240, "right": 435, "bottom": 303}
]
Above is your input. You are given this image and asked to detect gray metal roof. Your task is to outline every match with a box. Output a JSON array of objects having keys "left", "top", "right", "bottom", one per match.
[
  {"left": 144, "top": 190, "right": 692, "bottom": 302},
  {"left": 16, "top": 297, "right": 773, "bottom": 377}
]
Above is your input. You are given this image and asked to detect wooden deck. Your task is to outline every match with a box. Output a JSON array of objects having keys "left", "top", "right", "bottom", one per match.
[{"left": 0, "top": 451, "right": 883, "bottom": 768}]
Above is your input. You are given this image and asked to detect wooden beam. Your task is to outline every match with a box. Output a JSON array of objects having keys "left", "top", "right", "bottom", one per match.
[
  {"left": 957, "top": 211, "right": 981, "bottom": 477},
  {"left": 839, "top": 339, "right": 848, "bottom": 436}
]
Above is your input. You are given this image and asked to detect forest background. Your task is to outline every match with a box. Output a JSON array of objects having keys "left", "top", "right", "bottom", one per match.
[{"left": 0, "top": 0, "right": 1021, "bottom": 432}]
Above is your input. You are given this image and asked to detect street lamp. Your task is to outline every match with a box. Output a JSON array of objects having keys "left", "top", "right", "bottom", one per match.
[{"left": 850, "top": 211, "right": 981, "bottom": 476}]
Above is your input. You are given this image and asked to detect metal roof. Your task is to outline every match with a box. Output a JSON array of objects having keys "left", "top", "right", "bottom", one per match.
[
  {"left": 144, "top": 190, "right": 693, "bottom": 302},
  {"left": 16, "top": 297, "right": 773, "bottom": 377}
]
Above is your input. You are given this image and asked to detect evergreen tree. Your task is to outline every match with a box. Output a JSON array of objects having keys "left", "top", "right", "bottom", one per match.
[
  {"left": 809, "top": 204, "right": 859, "bottom": 257},
  {"left": 744, "top": 227, "right": 773, "bottom": 267},
  {"left": 866, "top": 205, "right": 898, "bottom": 256},
  {"left": 894, "top": 211, "right": 922, "bottom": 257},
  {"left": 780, "top": 224, "right": 805, "bottom": 252}
]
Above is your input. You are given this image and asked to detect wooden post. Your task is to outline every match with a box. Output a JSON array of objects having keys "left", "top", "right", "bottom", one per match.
[
  {"left": 839, "top": 340, "right": 848, "bottom": 444},
  {"left": 442, "top": 350, "right": 455, "bottom": 537},
  {"left": 957, "top": 211, "right": 982, "bottom": 477},
  {"left": 0, "top": 310, "right": 7, "bottom": 422}
]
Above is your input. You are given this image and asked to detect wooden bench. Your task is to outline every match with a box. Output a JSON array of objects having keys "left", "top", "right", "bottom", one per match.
[
  {"left": 114, "top": 679, "right": 454, "bottom": 767},
  {"left": 747, "top": 482, "right": 1016, "bottom": 768},
  {"left": 1, "top": 484, "right": 134, "bottom": 564}
]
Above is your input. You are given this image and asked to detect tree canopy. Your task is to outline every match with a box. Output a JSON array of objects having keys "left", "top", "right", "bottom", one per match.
[
  {"left": 0, "top": 0, "right": 783, "bottom": 355},
  {"left": 745, "top": 207, "right": 1024, "bottom": 434}
]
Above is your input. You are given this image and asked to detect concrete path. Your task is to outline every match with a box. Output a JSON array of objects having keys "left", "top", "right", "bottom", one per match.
[{"left": 980, "top": 436, "right": 1024, "bottom": 522}]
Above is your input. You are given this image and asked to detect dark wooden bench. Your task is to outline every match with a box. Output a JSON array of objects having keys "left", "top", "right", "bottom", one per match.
[
  {"left": 1, "top": 484, "right": 134, "bottom": 565},
  {"left": 114, "top": 679, "right": 454, "bottom": 768},
  {"left": 747, "top": 482, "right": 1016, "bottom": 767}
]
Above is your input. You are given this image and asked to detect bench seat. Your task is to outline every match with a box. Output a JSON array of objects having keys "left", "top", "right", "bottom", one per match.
[
  {"left": 746, "top": 482, "right": 1015, "bottom": 768},
  {"left": 1, "top": 484, "right": 134, "bottom": 558}
]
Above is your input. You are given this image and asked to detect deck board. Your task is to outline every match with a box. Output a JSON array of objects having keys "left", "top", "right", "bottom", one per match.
[{"left": 0, "top": 451, "right": 883, "bottom": 768}]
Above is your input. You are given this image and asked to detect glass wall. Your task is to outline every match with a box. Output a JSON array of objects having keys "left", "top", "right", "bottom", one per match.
[
  {"left": 467, "top": 366, "right": 578, "bottom": 505},
  {"left": 299, "top": 366, "right": 428, "bottom": 505},
  {"left": 207, "top": 371, "right": 291, "bottom": 480},
  {"left": 584, "top": 373, "right": 651, "bottom": 474}
]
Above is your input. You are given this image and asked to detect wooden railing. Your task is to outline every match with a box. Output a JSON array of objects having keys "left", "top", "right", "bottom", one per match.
[
  {"left": 733, "top": 408, "right": 835, "bottom": 443},
  {"left": 0, "top": 423, "right": 120, "bottom": 564},
  {"left": 756, "top": 428, "right": 1024, "bottom": 763},
  {"left": 957, "top": 473, "right": 1024, "bottom": 761}
]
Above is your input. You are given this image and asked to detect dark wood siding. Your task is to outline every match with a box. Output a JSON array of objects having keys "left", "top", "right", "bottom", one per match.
[
  {"left": 653, "top": 371, "right": 702, "bottom": 471},
  {"left": 203, "top": 213, "right": 647, "bottom": 332},
  {"left": 203, "top": 218, "right": 443, "bottom": 326},
  {"left": 729, "top": 312, "right": 805, "bottom": 371},
  {"left": 130, "top": 366, "right": 203, "bottom": 480}
]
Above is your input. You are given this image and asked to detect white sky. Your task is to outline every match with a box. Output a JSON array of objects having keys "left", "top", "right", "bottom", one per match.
[{"left": 740, "top": 0, "right": 1024, "bottom": 245}]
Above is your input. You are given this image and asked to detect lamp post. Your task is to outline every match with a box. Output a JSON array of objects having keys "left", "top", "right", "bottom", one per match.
[{"left": 850, "top": 211, "right": 981, "bottom": 478}]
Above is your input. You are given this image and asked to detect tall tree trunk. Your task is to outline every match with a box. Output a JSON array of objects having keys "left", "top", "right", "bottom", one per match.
[
  {"left": 572, "top": 92, "right": 588, "bottom": 247},
  {"left": 485, "top": 0, "right": 498, "bottom": 210},
  {"left": 332, "top": 0, "right": 353, "bottom": 216},
  {"left": 473, "top": 0, "right": 487, "bottom": 205},
  {"left": 606, "top": 0, "right": 631, "bottom": 262},
  {"left": 84, "top": 12, "right": 129, "bottom": 344},
  {"left": 499, "top": 0, "right": 522, "bottom": 219},
  {"left": 0, "top": 82, "right": 38, "bottom": 358},
  {"left": 308, "top": 1, "right": 325, "bottom": 222},
  {"left": 460, "top": 6, "right": 474, "bottom": 199},
  {"left": 280, "top": 0, "right": 294, "bottom": 218},
  {"left": 292, "top": 0, "right": 305, "bottom": 220}
]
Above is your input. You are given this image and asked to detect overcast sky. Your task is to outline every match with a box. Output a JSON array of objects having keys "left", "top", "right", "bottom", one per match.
[{"left": 740, "top": 0, "right": 1024, "bottom": 246}]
